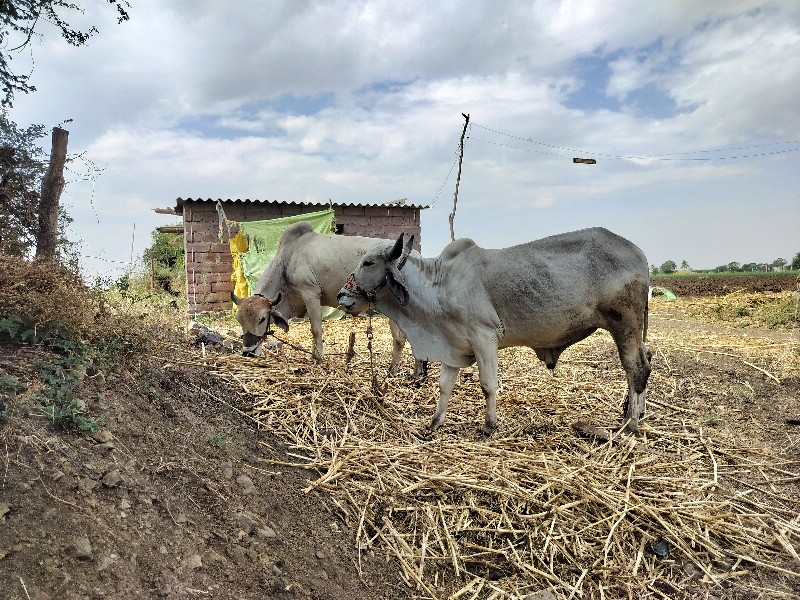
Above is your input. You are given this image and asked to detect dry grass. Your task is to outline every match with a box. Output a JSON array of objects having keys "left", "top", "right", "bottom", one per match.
[
  {"left": 0, "top": 256, "right": 99, "bottom": 335},
  {"left": 682, "top": 290, "right": 799, "bottom": 330},
  {"left": 204, "top": 298, "right": 800, "bottom": 599}
]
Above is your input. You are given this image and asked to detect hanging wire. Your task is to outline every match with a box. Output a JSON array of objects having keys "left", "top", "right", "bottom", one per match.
[
  {"left": 471, "top": 122, "right": 800, "bottom": 162},
  {"left": 431, "top": 123, "right": 472, "bottom": 206}
]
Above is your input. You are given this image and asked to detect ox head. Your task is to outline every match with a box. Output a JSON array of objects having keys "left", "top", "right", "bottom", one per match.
[
  {"left": 337, "top": 233, "right": 414, "bottom": 314},
  {"left": 231, "top": 291, "right": 288, "bottom": 357}
]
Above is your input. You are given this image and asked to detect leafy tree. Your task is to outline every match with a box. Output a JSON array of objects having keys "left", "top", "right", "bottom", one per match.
[
  {"left": 142, "top": 229, "right": 184, "bottom": 294},
  {"left": 771, "top": 258, "right": 787, "bottom": 269},
  {"left": 0, "top": 109, "right": 74, "bottom": 257},
  {"left": 650, "top": 264, "right": 659, "bottom": 276},
  {"left": 143, "top": 230, "right": 184, "bottom": 271},
  {"left": 726, "top": 262, "right": 740, "bottom": 272},
  {"left": 679, "top": 260, "right": 691, "bottom": 271},
  {"left": 791, "top": 252, "right": 800, "bottom": 271},
  {"left": 659, "top": 260, "right": 677, "bottom": 275},
  {"left": 0, "top": 110, "right": 45, "bottom": 255},
  {"left": 1, "top": 0, "right": 130, "bottom": 105},
  {"left": 741, "top": 263, "right": 758, "bottom": 272}
]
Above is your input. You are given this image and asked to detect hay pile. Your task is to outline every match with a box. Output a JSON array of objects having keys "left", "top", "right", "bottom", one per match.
[
  {"left": 677, "top": 290, "right": 799, "bottom": 330},
  {"left": 207, "top": 301, "right": 800, "bottom": 599}
]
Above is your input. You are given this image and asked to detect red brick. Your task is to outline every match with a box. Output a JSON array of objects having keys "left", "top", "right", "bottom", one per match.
[
  {"left": 207, "top": 272, "right": 228, "bottom": 283},
  {"left": 186, "top": 242, "right": 212, "bottom": 253},
  {"left": 391, "top": 215, "right": 413, "bottom": 226},
  {"left": 212, "top": 281, "right": 234, "bottom": 293},
  {"left": 341, "top": 214, "right": 370, "bottom": 227},
  {"left": 188, "top": 283, "right": 212, "bottom": 294},
  {"left": 341, "top": 206, "right": 366, "bottom": 216},
  {"left": 205, "top": 291, "right": 232, "bottom": 303},
  {"left": 210, "top": 262, "right": 233, "bottom": 274}
]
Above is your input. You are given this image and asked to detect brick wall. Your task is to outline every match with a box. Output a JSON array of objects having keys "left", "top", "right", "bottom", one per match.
[{"left": 182, "top": 201, "right": 423, "bottom": 315}]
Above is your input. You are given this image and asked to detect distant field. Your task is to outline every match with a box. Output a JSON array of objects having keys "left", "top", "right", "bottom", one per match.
[
  {"left": 653, "top": 270, "right": 799, "bottom": 278},
  {"left": 653, "top": 273, "right": 798, "bottom": 296}
]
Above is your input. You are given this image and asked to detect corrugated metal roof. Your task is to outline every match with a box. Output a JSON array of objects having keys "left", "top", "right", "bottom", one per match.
[{"left": 175, "top": 197, "right": 430, "bottom": 211}]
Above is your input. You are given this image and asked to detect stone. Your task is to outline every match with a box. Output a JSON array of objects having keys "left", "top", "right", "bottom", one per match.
[
  {"left": 231, "top": 545, "right": 247, "bottom": 565},
  {"left": 79, "top": 478, "right": 98, "bottom": 493},
  {"left": 524, "top": 591, "right": 557, "bottom": 600},
  {"left": 74, "top": 536, "right": 93, "bottom": 560},
  {"left": 91, "top": 430, "right": 114, "bottom": 444},
  {"left": 101, "top": 469, "right": 124, "bottom": 488},
  {"left": 236, "top": 512, "right": 258, "bottom": 535},
  {"left": 219, "top": 460, "right": 233, "bottom": 479},
  {"left": 185, "top": 554, "right": 203, "bottom": 570},
  {"left": 236, "top": 475, "right": 255, "bottom": 494},
  {"left": 204, "top": 549, "right": 227, "bottom": 567},
  {"left": 255, "top": 526, "right": 277, "bottom": 541}
]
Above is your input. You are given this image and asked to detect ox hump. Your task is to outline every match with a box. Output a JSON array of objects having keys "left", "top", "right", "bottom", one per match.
[
  {"left": 440, "top": 238, "right": 478, "bottom": 261},
  {"left": 278, "top": 221, "right": 315, "bottom": 245}
]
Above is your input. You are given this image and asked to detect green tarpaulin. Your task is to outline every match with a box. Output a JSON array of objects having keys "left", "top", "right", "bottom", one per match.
[
  {"left": 237, "top": 208, "right": 336, "bottom": 292},
  {"left": 231, "top": 208, "right": 343, "bottom": 319}
]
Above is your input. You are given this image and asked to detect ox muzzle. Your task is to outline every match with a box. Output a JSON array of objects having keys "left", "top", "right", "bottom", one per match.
[{"left": 337, "top": 273, "right": 378, "bottom": 315}]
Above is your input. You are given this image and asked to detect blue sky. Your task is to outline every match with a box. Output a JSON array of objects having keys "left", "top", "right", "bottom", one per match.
[{"left": 8, "top": 0, "right": 799, "bottom": 279}]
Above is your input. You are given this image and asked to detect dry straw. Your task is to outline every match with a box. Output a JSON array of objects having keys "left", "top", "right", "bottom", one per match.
[{"left": 205, "top": 297, "right": 799, "bottom": 599}]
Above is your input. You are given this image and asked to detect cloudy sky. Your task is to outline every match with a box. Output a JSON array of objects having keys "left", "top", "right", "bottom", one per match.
[{"left": 9, "top": 0, "right": 800, "bottom": 279}]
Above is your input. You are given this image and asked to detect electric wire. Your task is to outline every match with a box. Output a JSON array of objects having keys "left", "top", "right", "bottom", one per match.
[{"left": 471, "top": 122, "right": 800, "bottom": 162}]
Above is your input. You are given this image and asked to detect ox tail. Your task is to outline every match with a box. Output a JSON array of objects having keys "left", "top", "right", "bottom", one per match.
[{"left": 643, "top": 296, "right": 649, "bottom": 342}]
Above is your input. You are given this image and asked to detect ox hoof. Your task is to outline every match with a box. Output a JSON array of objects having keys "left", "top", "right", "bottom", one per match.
[
  {"left": 623, "top": 419, "right": 641, "bottom": 435},
  {"left": 414, "top": 427, "right": 435, "bottom": 441},
  {"left": 480, "top": 423, "right": 498, "bottom": 438}
]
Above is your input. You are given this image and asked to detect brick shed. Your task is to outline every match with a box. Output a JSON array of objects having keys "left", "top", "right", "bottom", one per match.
[{"left": 168, "top": 198, "right": 427, "bottom": 315}]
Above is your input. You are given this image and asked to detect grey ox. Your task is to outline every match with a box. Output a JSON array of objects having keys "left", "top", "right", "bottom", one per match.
[
  {"left": 337, "top": 227, "right": 652, "bottom": 435},
  {"left": 231, "top": 221, "right": 421, "bottom": 376}
]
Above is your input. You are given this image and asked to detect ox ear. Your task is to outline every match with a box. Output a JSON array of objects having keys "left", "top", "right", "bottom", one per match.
[
  {"left": 386, "top": 270, "right": 409, "bottom": 306},
  {"left": 271, "top": 312, "right": 289, "bottom": 332},
  {"left": 386, "top": 233, "right": 405, "bottom": 262},
  {"left": 397, "top": 234, "right": 414, "bottom": 270},
  {"left": 231, "top": 291, "right": 241, "bottom": 305}
]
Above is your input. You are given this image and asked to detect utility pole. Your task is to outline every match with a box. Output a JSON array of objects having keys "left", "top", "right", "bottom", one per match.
[
  {"left": 449, "top": 113, "right": 469, "bottom": 242},
  {"left": 35, "top": 127, "right": 69, "bottom": 259}
]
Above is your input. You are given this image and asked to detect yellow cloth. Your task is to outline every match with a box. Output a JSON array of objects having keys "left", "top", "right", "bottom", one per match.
[{"left": 229, "top": 231, "right": 250, "bottom": 300}]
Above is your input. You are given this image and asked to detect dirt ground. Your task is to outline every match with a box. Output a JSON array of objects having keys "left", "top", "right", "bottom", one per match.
[
  {"left": 655, "top": 274, "right": 798, "bottom": 297},
  {"left": 0, "top": 342, "right": 412, "bottom": 599},
  {"left": 1, "top": 285, "right": 798, "bottom": 599}
]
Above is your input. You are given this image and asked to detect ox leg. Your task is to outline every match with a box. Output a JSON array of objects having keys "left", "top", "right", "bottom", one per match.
[
  {"left": 302, "top": 295, "right": 324, "bottom": 362},
  {"left": 388, "top": 319, "right": 425, "bottom": 380},
  {"left": 476, "top": 349, "right": 500, "bottom": 436},
  {"left": 387, "top": 319, "right": 406, "bottom": 376},
  {"left": 429, "top": 364, "right": 459, "bottom": 432},
  {"left": 615, "top": 336, "right": 651, "bottom": 433}
]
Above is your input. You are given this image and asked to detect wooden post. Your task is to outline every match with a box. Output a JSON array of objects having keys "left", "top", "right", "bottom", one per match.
[
  {"left": 449, "top": 113, "right": 469, "bottom": 242},
  {"left": 35, "top": 127, "right": 69, "bottom": 259}
]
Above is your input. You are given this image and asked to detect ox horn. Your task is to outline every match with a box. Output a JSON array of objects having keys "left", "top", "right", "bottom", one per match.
[
  {"left": 386, "top": 234, "right": 405, "bottom": 261},
  {"left": 268, "top": 292, "right": 282, "bottom": 306},
  {"left": 231, "top": 291, "right": 241, "bottom": 305},
  {"left": 397, "top": 234, "right": 414, "bottom": 270}
]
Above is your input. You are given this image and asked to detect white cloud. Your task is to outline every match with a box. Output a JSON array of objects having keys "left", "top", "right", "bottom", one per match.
[{"left": 4, "top": 0, "right": 798, "bottom": 276}]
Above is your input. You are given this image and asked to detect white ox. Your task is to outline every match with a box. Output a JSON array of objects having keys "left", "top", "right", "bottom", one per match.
[
  {"left": 337, "top": 227, "right": 652, "bottom": 435},
  {"left": 231, "top": 221, "right": 421, "bottom": 376}
]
